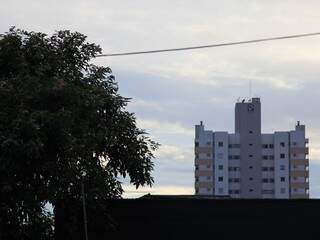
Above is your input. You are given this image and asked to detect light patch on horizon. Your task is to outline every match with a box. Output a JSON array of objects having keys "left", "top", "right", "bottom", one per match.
[
  {"left": 306, "top": 128, "right": 320, "bottom": 162},
  {"left": 122, "top": 184, "right": 194, "bottom": 198}
]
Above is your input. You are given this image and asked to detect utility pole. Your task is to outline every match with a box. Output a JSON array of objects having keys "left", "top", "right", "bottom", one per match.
[
  {"left": 81, "top": 175, "right": 89, "bottom": 240},
  {"left": 249, "top": 80, "right": 252, "bottom": 99}
]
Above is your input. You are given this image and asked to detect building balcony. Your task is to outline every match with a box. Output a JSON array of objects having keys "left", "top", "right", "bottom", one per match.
[
  {"left": 291, "top": 170, "right": 309, "bottom": 178},
  {"left": 195, "top": 181, "right": 214, "bottom": 188},
  {"left": 291, "top": 159, "right": 309, "bottom": 166},
  {"left": 290, "top": 147, "right": 309, "bottom": 155},
  {"left": 290, "top": 182, "right": 309, "bottom": 189},
  {"left": 195, "top": 170, "right": 213, "bottom": 177},
  {"left": 195, "top": 159, "right": 213, "bottom": 165},
  {"left": 195, "top": 146, "right": 212, "bottom": 154},
  {"left": 290, "top": 193, "right": 309, "bottom": 199}
]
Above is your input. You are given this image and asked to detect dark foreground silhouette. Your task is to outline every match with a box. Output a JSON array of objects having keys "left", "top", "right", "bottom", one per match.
[{"left": 55, "top": 195, "right": 320, "bottom": 240}]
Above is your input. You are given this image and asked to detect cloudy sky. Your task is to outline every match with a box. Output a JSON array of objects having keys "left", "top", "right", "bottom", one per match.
[{"left": 2, "top": 0, "right": 320, "bottom": 197}]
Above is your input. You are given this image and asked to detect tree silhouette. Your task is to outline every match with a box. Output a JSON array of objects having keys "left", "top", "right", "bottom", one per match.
[{"left": 0, "top": 27, "right": 159, "bottom": 239}]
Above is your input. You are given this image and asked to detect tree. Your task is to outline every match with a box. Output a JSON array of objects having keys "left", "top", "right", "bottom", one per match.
[{"left": 0, "top": 27, "right": 159, "bottom": 239}]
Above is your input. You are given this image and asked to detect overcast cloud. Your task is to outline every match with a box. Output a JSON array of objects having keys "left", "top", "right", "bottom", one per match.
[{"left": 2, "top": 0, "right": 320, "bottom": 197}]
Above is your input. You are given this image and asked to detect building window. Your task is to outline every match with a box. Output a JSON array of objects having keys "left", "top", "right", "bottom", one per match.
[
  {"left": 228, "top": 167, "right": 240, "bottom": 171},
  {"left": 249, "top": 143, "right": 253, "bottom": 146},
  {"left": 249, "top": 131, "right": 253, "bottom": 134},
  {"left": 262, "top": 144, "right": 268, "bottom": 148},
  {"left": 262, "top": 167, "right": 274, "bottom": 171},
  {"left": 280, "top": 165, "right": 285, "bottom": 170},
  {"left": 206, "top": 141, "right": 211, "bottom": 145},
  {"left": 269, "top": 144, "right": 274, "bottom": 148},
  {"left": 249, "top": 166, "right": 253, "bottom": 169},
  {"left": 229, "top": 155, "right": 240, "bottom": 160},
  {"left": 280, "top": 177, "right": 285, "bottom": 182},
  {"left": 249, "top": 177, "right": 253, "bottom": 181},
  {"left": 263, "top": 155, "right": 274, "bottom": 160},
  {"left": 195, "top": 165, "right": 199, "bottom": 170},
  {"left": 195, "top": 153, "right": 199, "bottom": 159},
  {"left": 229, "top": 178, "right": 233, "bottom": 183},
  {"left": 218, "top": 165, "right": 223, "bottom": 170},
  {"left": 229, "top": 144, "right": 240, "bottom": 148},
  {"left": 234, "top": 178, "right": 240, "bottom": 183},
  {"left": 195, "top": 142, "right": 199, "bottom": 147},
  {"left": 218, "top": 177, "right": 223, "bottom": 182},
  {"left": 249, "top": 189, "right": 253, "bottom": 192},
  {"left": 218, "top": 141, "right": 223, "bottom": 147},
  {"left": 262, "top": 178, "right": 275, "bottom": 183},
  {"left": 280, "top": 142, "right": 285, "bottom": 147},
  {"left": 262, "top": 190, "right": 274, "bottom": 194},
  {"left": 195, "top": 188, "right": 199, "bottom": 194},
  {"left": 229, "top": 190, "right": 240, "bottom": 194},
  {"left": 249, "top": 154, "right": 253, "bottom": 157},
  {"left": 195, "top": 177, "right": 199, "bottom": 182},
  {"left": 280, "top": 153, "right": 285, "bottom": 159}
]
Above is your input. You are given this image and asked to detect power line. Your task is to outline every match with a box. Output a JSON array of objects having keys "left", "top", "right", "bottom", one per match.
[{"left": 96, "top": 32, "right": 320, "bottom": 57}]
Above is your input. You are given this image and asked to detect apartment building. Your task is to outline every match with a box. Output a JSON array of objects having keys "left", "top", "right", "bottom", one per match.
[{"left": 194, "top": 98, "right": 309, "bottom": 199}]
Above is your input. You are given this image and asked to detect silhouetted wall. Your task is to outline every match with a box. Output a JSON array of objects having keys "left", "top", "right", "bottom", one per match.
[{"left": 55, "top": 198, "right": 320, "bottom": 240}]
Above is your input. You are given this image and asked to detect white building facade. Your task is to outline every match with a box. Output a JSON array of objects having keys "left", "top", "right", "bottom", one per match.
[{"left": 195, "top": 98, "right": 309, "bottom": 199}]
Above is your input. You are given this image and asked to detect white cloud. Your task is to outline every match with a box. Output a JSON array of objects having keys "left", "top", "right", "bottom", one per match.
[
  {"left": 155, "top": 144, "right": 193, "bottom": 162},
  {"left": 136, "top": 118, "right": 193, "bottom": 136},
  {"left": 129, "top": 98, "right": 164, "bottom": 112},
  {"left": 138, "top": 50, "right": 308, "bottom": 91}
]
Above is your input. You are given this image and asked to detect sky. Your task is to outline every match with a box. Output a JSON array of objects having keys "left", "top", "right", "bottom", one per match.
[{"left": 2, "top": 0, "right": 320, "bottom": 198}]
